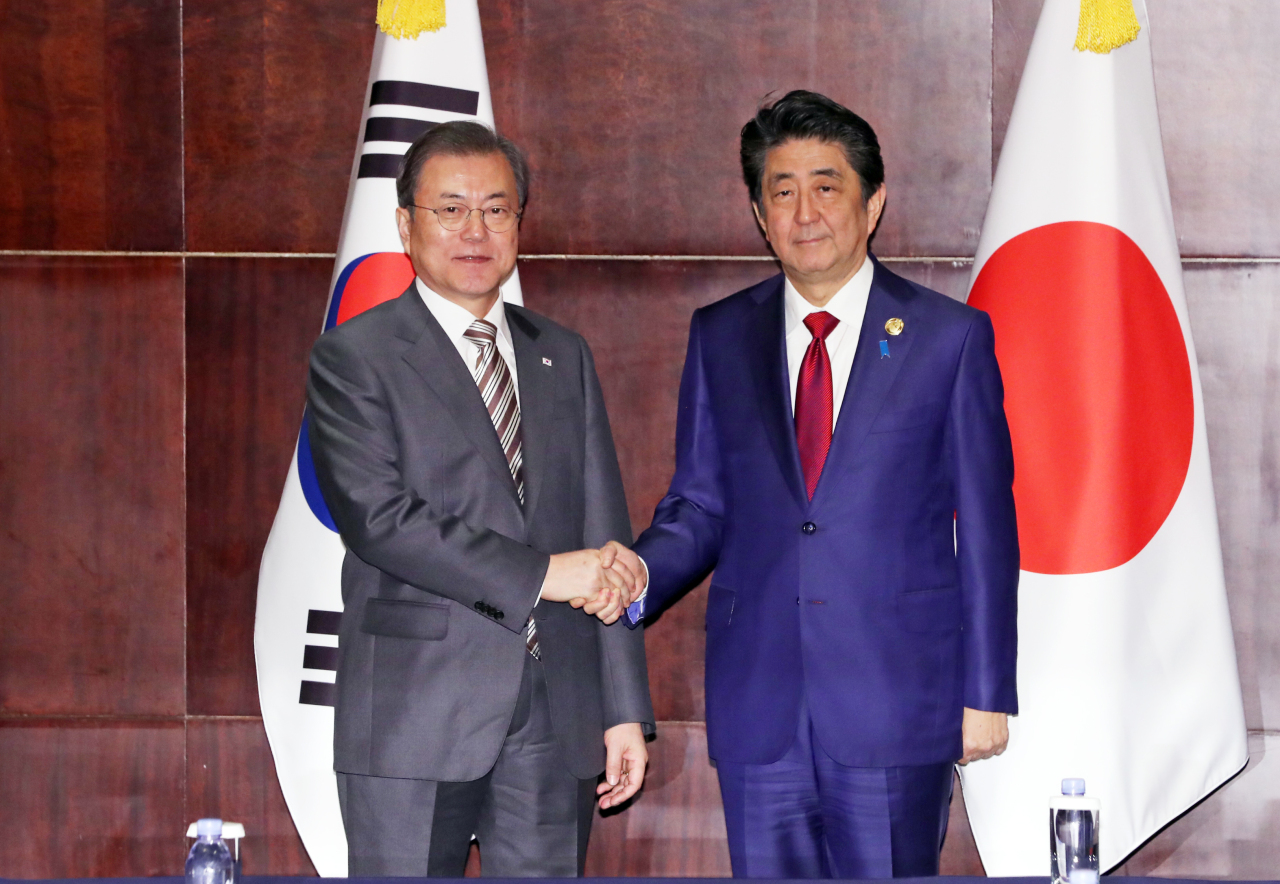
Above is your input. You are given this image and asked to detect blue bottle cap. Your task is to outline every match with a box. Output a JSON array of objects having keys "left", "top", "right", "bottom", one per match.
[
  {"left": 196, "top": 818, "right": 223, "bottom": 838},
  {"left": 1061, "top": 778, "right": 1086, "bottom": 796}
]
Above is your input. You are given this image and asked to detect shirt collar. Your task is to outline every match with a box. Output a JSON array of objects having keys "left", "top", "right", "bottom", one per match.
[
  {"left": 783, "top": 255, "right": 875, "bottom": 336},
  {"left": 415, "top": 277, "right": 511, "bottom": 349}
]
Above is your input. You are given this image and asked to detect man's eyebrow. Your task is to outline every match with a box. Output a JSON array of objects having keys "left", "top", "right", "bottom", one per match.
[
  {"left": 767, "top": 170, "right": 796, "bottom": 185},
  {"left": 811, "top": 167, "right": 843, "bottom": 179}
]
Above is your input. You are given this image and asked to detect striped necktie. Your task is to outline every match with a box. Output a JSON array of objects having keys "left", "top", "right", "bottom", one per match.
[{"left": 463, "top": 319, "right": 539, "bottom": 659}]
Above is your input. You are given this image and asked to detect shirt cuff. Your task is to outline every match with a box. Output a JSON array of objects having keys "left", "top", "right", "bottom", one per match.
[{"left": 626, "top": 555, "right": 649, "bottom": 624}]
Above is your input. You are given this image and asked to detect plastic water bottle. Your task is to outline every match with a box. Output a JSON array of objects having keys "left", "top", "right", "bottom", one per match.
[
  {"left": 186, "top": 818, "right": 234, "bottom": 884},
  {"left": 1050, "top": 778, "right": 1100, "bottom": 884}
]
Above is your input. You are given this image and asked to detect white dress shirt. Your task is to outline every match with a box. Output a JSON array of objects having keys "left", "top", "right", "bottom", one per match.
[
  {"left": 783, "top": 256, "right": 874, "bottom": 424},
  {"left": 416, "top": 278, "right": 519, "bottom": 405}
]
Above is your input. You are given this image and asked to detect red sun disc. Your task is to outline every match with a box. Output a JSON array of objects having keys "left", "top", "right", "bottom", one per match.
[{"left": 968, "top": 221, "right": 1194, "bottom": 575}]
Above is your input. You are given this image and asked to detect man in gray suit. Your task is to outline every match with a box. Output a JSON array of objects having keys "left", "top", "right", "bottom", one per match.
[{"left": 307, "top": 121, "right": 654, "bottom": 877}]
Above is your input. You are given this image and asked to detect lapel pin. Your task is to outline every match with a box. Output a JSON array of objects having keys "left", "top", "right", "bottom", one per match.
[
  {"left": 542, "top": 357, "right": 553, "bottom": 367},
  {"left": 885, "top": 317, "right": 904, "bottom": 336},
  {"left": 879, "top": 340, "right": 890, "bottom": 359}
]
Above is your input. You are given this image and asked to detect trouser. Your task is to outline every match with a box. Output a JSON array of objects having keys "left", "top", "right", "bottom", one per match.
[
  {"left": 716, "top": 695, "right": 954, "bottom": 878},
  {"left": 337, "top": 655, "right": 597, "bottom": 877}
]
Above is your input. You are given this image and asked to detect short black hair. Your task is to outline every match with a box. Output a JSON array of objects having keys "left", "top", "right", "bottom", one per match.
[
  {"left": 740, "top": 90, "right": 884, "bottom": 207},
  {"left": 396, "top": 120, "right": 530, "bottom": 213}
]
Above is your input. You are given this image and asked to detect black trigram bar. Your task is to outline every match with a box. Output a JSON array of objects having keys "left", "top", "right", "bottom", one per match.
[
  {"left": 365, "top": 117, "right": 437, "bottom": 144},
  {"left": 357, "top": 153, "right": 405, "bottom": 179},
  {"left": 303, "top": 644, "right": 340, "bottom": 671},
  {"left": 299, "top": 680, "right": 337, "bottom": 707},
  {"left": 370, "top": 80, "right": 479, "bottom": 115},
  {"left": 306, "top": 609, "right": 342, "bottom": 635}
]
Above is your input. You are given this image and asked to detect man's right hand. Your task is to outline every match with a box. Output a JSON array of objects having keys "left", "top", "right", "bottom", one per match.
[{"left": 540, "top": 549, "right": 638, "bottom": 624}]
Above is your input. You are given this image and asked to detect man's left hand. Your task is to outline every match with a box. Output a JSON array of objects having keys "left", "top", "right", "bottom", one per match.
[
  {"left": 598, "top": 722, "right": 647, "bottom": 809},
  {"left": 959, "top": 708, "right": 1009, "bottom": 764}
]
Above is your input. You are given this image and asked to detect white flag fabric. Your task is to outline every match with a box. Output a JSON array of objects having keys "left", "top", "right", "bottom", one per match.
[
  {"left": 254, "top": 4, "right": 518, "bottom": 874},
  {"left": 960, "top": 0, "right": 1247, "bottom": 874}
]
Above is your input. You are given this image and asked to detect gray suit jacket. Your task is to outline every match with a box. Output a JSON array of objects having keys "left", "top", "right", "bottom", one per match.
[{"left": 307, "top": 286, "right": 654, "bottom": 782}]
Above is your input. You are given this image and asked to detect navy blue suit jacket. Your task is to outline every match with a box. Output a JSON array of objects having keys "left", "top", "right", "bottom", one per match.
[{"left": 632, "top": 258, "right": 1019, "bottom": 768}]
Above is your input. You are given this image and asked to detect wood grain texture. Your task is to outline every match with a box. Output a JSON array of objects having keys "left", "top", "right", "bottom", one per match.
[
  {"left": 483, "top": 0, "right": 992, "bottom": 257},
  {"left": 185, "top": 258, "right": 332, "bottom": 715},
  {"left": 182, "top": 0, "right": 373, "bottom": 252},
  {"left": 0, "top": 0, "right": 183, "bottom": 250},
  {"left": 186, "top": 718, "right": 317, "bottom": 874},
  {"left": 0, "top": 719, "right": 185, "bottom": 876},
  {"left": 0, "top": 256, "right": 185, "bottom": 715}
]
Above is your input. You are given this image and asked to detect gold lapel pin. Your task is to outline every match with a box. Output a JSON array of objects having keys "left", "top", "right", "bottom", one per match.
[{"left": 885, "top": 318, "right": 904, "bottom": 336}]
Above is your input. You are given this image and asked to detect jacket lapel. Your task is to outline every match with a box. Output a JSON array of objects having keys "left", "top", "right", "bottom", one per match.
[
  {"left": 812, "top": 259, "right": 919, "bottom": 504},
  {"left": 394, "top": 288, "right": 524, "bottom": 509},
  {"left": 506, "top": 306, "right": 553, "bottom": 523},
  {"left": 747, "top": 277, "right": 809, "bottom": 510}
]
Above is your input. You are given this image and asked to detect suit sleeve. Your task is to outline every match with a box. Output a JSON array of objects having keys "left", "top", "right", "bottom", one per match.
[
  {"left": 949, "top": 310, "right": 1020, "bottom": 713},
  {"left": 307, "top": 330, "right": 548, "bottom": 634},
  {"left": 574, "top": 337, "right": 656, "bottom": 732},
  {"left": 630, "top": 309, "right": 726, "bottom": 617}
]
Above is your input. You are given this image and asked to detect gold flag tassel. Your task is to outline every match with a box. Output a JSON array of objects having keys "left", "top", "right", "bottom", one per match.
[
  {"left": 377, "top": 0, "right": 446, "bottom": 39},
  {"left": 1074, "top": 0, "right": 1141, "bottom": 54}
]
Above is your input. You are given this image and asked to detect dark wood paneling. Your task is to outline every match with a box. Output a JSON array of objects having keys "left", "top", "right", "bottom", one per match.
[
  {"left": 186, "top": 258, "right": 332, "bottom": 715},
  {"left": 483, "top": 0, "right": 992, "bottom": 257},
  {"left": 1149, "top": 1, "right": 1280, "bottom": 257},
  {"left": 991, "top": 0, "right": 1041, "bottom": 174},
  {"left": 0, "top": 719, "right": 185, "bottom": 877},
  {"left": 0, "top": 256, "right": 185, "bottom": 715},
  {"left": 0, "top": 0, "right": 182, "bottom": 250},
  {"left": 585, "top": 722, "right": 731, "bottom": 876},
  {"left": 1178, "top": 263, "right": 1280, "bottom": 735},
  {"left": 182, "top": 0, "right": 372, "bottom": 252},
  {"left": 186, "top": 717, "right": 317, "bottom": 874}
]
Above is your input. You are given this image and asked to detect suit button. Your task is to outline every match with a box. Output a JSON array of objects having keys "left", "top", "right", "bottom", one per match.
[
  {"left": 474, "top": 601, "right": 484, "bottom": 611},
  {"left": 495, "top": 611, "right": 504, "bottom": 621},
  {"left": 801, "top": 521, "right": 816, "bottom": 535}
]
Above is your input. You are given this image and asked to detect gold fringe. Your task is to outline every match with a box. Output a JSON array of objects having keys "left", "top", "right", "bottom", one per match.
[
  {"left": 377, "top": 0, "right": 446, "bottom": 39},
  {"left": 1074, "top": 0, "right": 1141, "bottom": 54}
]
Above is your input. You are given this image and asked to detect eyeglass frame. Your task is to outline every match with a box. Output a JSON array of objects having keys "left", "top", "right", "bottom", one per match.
[{"left": 410, "top": 202, "right": 523, "bottom": 233}]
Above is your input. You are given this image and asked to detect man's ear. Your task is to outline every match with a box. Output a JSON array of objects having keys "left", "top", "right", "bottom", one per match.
[
  {"left": 752, "top": 201, "right": 770, "bottom": 243},
  {"left": 865, "top": 184, "right": 887, "bottom": 236},
  {"left": 395, "top": 206, "right": 413, "bottom": 252}
]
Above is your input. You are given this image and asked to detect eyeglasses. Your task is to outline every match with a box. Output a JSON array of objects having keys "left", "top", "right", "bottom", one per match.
[{"left": 412, "top": 202, "right": 522, "bottom": 233}]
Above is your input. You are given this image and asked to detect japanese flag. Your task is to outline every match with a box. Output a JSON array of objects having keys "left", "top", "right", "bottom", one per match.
[{"left": 959, "top": 0, "right": 1247, "bottom": 874}]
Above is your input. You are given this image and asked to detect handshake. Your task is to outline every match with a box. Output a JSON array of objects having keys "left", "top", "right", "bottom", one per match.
[{"left": 539, "top": 540, "right": 647, "bottom": 624}]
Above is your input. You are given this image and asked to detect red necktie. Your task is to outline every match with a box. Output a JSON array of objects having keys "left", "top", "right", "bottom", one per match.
[{"left": 795, "top": 311, "right": 840, "bottom": 500}]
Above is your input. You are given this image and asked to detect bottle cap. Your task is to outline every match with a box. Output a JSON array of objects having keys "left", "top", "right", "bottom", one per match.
[
  {"left": 1061, "top": 778, "right": 1086, "bottom": 796},
  {"left": 196, "top": 818, "right": 223, "bottom": 838}
]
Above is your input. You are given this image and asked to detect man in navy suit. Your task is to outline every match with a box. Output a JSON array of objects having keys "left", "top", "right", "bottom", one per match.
[{"left": 610, "top": 91, "right": 1019, "bottom": 877}]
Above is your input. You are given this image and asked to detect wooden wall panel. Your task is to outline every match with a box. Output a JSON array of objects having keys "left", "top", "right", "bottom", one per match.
[
  {"left": 0, "top": 720, "right": 185, "bottom": 877},
  {"left": 0, "top": 256, "right": 185, "bottom": 716},
  {"left": 186, "top": 718, "right": 317, "bottom": 874},
  {"left": 181, "top": 0, "right": 372, "bottom": 252},
  {"left": 185, "top": 258, "right": 331, "bottom": 715},
  {"left": 483, "top": 0, "right": 992, "bottom": 258},
  {"left": 0, "top": 0, "right": 183, "bottom": 250}
]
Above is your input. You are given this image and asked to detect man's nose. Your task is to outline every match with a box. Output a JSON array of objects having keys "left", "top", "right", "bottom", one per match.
[
  {"left": 461, "top": 209, "right": 489, "bottom": 240},
  {"left": 795, "top": 190, "right": 820, "bottom": 224}
]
